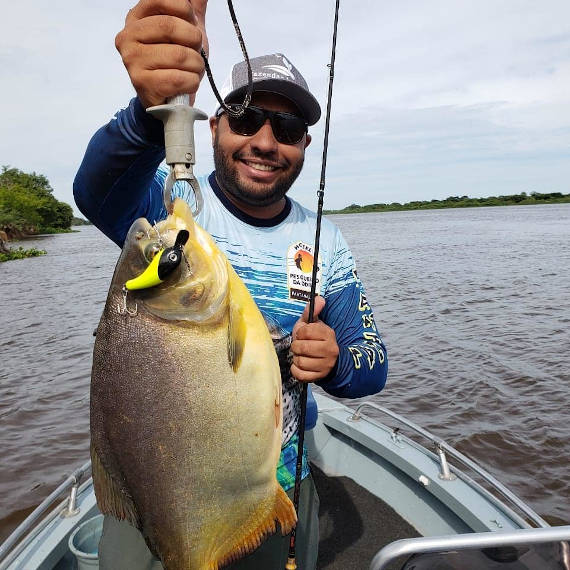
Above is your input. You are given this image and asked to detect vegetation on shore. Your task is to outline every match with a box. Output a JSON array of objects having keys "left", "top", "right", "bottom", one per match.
[
  {"left": 324, "top": 191, "right": 570, "bottom": 215},
  {"left": 72, "top": 216, "right": 91, "bottom": 226},
  {"left": 0, "top": 166, "right": 76, "bottom": 262},
  {"left": 0, "top": 166, "right": 74, "bottom": 237}
]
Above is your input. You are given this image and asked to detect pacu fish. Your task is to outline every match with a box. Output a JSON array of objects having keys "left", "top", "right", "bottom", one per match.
[{"left": 90, "top": 198, "right": 297, "bottom": 569}]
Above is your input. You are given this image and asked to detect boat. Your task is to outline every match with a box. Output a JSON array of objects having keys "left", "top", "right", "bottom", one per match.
[{"left": 1, "top": 391, "right": 568, "bottom": 569}]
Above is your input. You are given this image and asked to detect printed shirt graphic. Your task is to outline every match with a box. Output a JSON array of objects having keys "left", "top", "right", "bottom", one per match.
[{"left": 287, "top": 241, "right": 322, "bottom": 301}]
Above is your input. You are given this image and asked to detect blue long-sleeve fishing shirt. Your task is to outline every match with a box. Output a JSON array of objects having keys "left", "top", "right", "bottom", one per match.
[{"left": 74, "top": 97, "right": 388, "bottom": 489}]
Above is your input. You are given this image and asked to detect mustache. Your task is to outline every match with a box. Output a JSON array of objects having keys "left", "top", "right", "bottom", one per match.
[{"left": 233, "top": 151, "right": 289, "bottom": 169}]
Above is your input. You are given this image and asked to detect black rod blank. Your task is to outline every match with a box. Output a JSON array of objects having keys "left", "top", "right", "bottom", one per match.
[{"left": 286, "top": 0, "right": 341, "bottom": 567}]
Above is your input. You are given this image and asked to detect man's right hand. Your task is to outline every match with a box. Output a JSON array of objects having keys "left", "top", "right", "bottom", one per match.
[{"left": 115, "top": 0, "right": 208, "bottom": 109}]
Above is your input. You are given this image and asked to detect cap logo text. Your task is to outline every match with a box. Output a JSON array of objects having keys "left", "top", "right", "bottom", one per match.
[{"left": 260, "top": 64, "right": 296, "bottom": 80}]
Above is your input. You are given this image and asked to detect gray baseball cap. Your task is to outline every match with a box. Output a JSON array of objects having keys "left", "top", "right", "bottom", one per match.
[{"left": 219, "top": 53, "right": 321, "bottom": 126}]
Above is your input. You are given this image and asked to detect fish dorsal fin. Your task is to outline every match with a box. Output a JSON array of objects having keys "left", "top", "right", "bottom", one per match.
[{"left": 228, "top": 300, "right": 246, "bottom": 372}]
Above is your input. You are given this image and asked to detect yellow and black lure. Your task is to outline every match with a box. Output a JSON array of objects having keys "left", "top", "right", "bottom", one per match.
[{"left": 125, "top": 230, "right": 189, "bottom": 291}]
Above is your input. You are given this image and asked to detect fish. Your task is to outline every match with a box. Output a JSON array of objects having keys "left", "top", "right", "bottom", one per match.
[{"left": 90, "top": 197, "right": 297, "bottom": 570}]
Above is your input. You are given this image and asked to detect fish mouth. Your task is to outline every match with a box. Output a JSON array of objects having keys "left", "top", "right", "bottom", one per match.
[
  {"left": 121, "top": 198, "right": 196, "bottom": 287},
  {"left": 166, "top": 198, "right": 196, "bottom": 236},
  {"left": 155, "top": 198, "right": 196, "bottom": 252},
  {"left": 119, "top": 198, "right": 228, "bottom": 323},
  {"left": 125, "top": 198, "right": 195, "bottom": 246}
]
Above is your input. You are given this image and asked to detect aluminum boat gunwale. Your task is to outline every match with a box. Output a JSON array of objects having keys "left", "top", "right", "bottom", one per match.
[{"left": 0, "top": 393, "right": 556, "bottom": 569}]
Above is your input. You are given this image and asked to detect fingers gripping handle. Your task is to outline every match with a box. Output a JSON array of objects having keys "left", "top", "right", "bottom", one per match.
[{"left": 147, "top": 95, "right": 208, "bottom": 181}]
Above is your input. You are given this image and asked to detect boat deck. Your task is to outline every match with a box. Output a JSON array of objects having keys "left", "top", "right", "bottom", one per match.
[
  {"left": 45, "top": 464, "right": 418, "bottom": 570},
  {"left": 313, "top": 464, "right": 418, "bottom": 570}
]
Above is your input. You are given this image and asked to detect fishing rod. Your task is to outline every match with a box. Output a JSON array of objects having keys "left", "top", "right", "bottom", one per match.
[{"left": 286, "top": 0, "right": 341, "bottom": 568}]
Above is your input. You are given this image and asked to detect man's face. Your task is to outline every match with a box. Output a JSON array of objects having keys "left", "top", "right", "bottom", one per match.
[{"left": 209, "top": 92, "right": 312, "bottom": 209}]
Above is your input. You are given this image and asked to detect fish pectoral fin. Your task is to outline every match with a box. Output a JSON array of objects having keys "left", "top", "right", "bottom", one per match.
[
  {"left": 91, "top": 444, "right": 141, "bottom": 529},
  {"left": 227, "top": 301, "right": 246, "bottom": 373}
]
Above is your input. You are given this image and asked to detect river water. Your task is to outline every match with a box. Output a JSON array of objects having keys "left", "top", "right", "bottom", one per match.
[{"left": 1, "top": 204, "right": 569, "bottom": 543}]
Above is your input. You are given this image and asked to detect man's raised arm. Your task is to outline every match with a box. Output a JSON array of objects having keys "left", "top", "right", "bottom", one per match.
[{"left": 73, "top": 0, "right": 208, "bottom": 246}]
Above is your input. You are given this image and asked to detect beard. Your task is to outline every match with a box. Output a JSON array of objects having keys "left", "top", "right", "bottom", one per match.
[{"left": 213, "top": 136, "right": 304, "bottom": 208}]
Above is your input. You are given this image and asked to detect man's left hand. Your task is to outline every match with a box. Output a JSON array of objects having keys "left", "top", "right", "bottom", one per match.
[{"left": 291, "top": 296, "right": 339, "bottom": 383}]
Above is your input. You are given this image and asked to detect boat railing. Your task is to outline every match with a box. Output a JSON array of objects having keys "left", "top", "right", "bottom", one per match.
[
  {"left": 0, "top": 460, "right": 92, "bottom": 565},
  {"left": 0, "top": 401, "right": 551, "bottom": 565},
  {"left": 369, "top": 524, "right": 570, "bottom": 570},
  {"left": 348, "top": 401, "right": 549, "bottom": 529}
]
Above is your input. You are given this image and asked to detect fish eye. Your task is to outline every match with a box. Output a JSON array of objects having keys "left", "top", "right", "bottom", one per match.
[{"left": 144, "top": 243, "right": 161, "bottom": 261}]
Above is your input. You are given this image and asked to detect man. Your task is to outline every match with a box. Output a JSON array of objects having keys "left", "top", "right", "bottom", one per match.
[{"left": 74, "top": 1, "right": 388, "bottom": 568}]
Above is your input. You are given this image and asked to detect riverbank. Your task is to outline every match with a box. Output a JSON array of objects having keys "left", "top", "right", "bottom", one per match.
[
  {"left": 0, "top": 167, "right": 87, "bottom": 247},
  {"left": 0, "top": 227, "right": 72, "bottom": 262},
  {"left": 324, "top": 191, "right": 570, "bottom": 214},
  {"left": 1, "top": 226, "right": 77, "bottom": 241},
  {"left": 0, "top": 224, "right": 78, "bottom": 262},
  {"left": 0, "top": 228, "right": 47, "bottom": 261}
]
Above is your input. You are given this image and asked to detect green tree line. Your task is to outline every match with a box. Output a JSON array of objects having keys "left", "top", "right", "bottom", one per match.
[
  {"left": 0, "top": 166, "right": 74, "bottom": 234},
  {"left": 325, "top": 191, "right": 570, "bottom": 214}
]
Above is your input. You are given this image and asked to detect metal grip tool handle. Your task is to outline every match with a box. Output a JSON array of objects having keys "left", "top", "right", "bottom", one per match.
[{"left": 147, "top": 95, "right": 207, "bottom": 213}]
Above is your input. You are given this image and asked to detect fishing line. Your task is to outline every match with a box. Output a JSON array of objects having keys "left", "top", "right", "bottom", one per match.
[
  {"left": 200, "top": 0, "right": 253, "bottom": 117},
  {"left": 286, "top": 0, "right": 341, "bottom": 568}
]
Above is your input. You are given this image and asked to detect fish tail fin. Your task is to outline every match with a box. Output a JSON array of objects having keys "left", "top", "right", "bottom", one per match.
[
  {"left": 91, "top": 444, "right": 141, "bottom": 529},
  {"left": 215, "top": 485, "right": 297, "bottom": 568}
]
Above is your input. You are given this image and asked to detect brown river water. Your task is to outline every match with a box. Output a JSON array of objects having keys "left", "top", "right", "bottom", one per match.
[{"left": 1, "top": 203, "right": 569, "bottom": 543}]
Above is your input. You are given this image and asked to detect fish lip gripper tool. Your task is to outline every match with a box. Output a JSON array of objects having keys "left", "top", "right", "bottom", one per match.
[{"left": 147, "top": 94, "right": 208, "bottom": 215}]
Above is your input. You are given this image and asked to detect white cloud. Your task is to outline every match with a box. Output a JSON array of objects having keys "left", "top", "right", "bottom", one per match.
[{"left": 1, "top": 0, "right": 569, "bottom": 214}]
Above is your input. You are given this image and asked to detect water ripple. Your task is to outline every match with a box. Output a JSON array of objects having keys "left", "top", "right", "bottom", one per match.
[{"left": 333, "top": 204, "right": 570, "bottom": 524}]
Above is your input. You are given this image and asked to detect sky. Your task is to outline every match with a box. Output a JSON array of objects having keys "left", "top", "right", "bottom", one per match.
[{"left": 1, "top": 0, "right": 570, "bottom": 215}]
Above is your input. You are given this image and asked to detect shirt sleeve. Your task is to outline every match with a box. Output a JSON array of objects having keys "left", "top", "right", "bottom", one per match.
[
  {"left": 73, "top": 97, "right": 167, "bottom": 247},
  {"left": 317, "top": 229, "right": 388, "bottom": 398}
]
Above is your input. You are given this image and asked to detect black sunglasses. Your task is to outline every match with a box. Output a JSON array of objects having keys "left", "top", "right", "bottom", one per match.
[{"left": 216, "top": 104, "right": 308, "bottom": 145}]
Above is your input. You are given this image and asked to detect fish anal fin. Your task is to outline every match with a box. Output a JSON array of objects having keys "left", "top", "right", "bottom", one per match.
[
  {"left": 273, "top": 484, "right": 298, "bottom": 536},
  {"left": 91, "top": 444, "right": 141, "bottom": 529},
  {"left": 215, "top": 485, "right": 297, "bottom": 568},
  {"left": 227, "top": 301, "right": 246, "bottom": 372}
]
